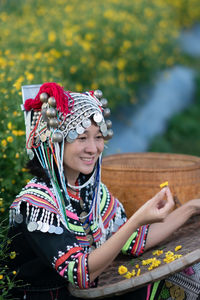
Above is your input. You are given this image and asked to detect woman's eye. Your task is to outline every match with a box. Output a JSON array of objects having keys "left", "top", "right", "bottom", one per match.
[
  {"left": 78, "top": 136, "right": 86, "bottom": 140},
  {"left": 96, "top": 135, "right": 103, "bottom": 139}
]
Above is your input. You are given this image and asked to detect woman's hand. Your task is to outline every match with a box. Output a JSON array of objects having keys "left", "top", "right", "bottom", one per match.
[{"left": 133, "top": 187, "right": 175, "bottom": 226}]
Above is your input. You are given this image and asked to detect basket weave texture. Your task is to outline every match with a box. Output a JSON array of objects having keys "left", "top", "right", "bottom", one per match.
[{"left": 101, "top": 152, "right": 200, "bottom": 218}]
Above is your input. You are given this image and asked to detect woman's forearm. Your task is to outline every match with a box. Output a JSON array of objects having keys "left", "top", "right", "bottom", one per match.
[
  {"left": 88, "top": 214, "right": 140, "bottom": 282},
  {"left": 145, "top": 202, "right": 195, "bottom": 250}
]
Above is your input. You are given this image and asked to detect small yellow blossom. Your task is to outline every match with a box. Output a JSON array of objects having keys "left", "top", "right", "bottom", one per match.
[
  {"left": 13, "top": 271, "right": 17, "bottom": 275},
  {"left": 136, "top": 268, "right": 141, "bottom": 276},
  {"left": 12, "top": 130, "right": 25, "bottom": 136},
  {"left": 0, "top": 274, "right": 3, "bottom": 280},
  {"left": 131, "top": 269, "right": 136, "bottom": 276},
  {"left": 135, "top": 264, "right": 139, "bottom": 269},
  {"left": 10, "top": 251, "right": 16, "bottom": 259},
  {"left": 124, "top": 272, "right": 132, "bottom": 279},
  {"left": 7, "top": 122, "right": 13, "bottom": 130},
  {"left": 152, "top": 250, "right": 163, "bottom": 256},
  {"left": 7, "top": 136, "right": 14, "bottom": 143},
  {"left": 15, "top": 153, "right": 19, "bottom": 158},
  {"left": 118, "top": 265, "right": 128, "bottom": 275},
  {"left": 70, "top": 66, "right": 77, "bottom": 74},
  {"left": 48, "top": 31, "right": 56, "bottom": 43},
  {"left": 160, "top": 181, "right": 168, "bottom": 188},
  {"left": 1, "top": 139, "right": 7, "bottom": 147},
  {"left": 175, "top": 245, "right": 182, "bottom": 251}
]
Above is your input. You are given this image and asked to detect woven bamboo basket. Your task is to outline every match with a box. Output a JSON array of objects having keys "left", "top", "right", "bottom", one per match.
[{"left": 101, "top": 152, "right": 200, "bottom": 218}]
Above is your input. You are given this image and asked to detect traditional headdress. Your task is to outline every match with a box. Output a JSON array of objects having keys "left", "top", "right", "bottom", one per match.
[{"left": 21, "top": 82, "right": 113, "bottom": 232}]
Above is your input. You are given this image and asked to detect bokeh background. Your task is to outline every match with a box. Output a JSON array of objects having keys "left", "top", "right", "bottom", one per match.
[{"left": 0, "top": 0, "right": 200, "bottom": 297}]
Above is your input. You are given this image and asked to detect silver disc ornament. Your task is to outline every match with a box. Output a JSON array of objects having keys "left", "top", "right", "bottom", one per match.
[
  {"left": 27, "top": 221, "right": 38, "bottom": 232},
  {"left": 37, "top": 221, "right": 43, "bottom": 231},
  {"left": 76, "top": 124, "right": 85, "bottom": 135},
  {"left": 82, "top": 118, "right": 91, "bottom": 129},
  {"left": 48, "top": 224, "right": 56, "bottom": 234},
  {"left": 93, "top": 112, "right": 103, "bottom": 123},
  {"left": 55, "top": 226, "right": 64, "bottom": 235},
  {"left": 40, "top": 223, "right": 50, "bottom": 233},
  {"left": 15, "top": 213, "right": 23, "bottom": 224},
  {"left": 66, "top": 130, "right": 78, "bottom": 143}
]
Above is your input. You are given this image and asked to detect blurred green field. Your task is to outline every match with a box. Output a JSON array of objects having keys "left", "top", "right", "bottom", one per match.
[{"left": 0, "top": 0, "right": 200, "bottom": 297}]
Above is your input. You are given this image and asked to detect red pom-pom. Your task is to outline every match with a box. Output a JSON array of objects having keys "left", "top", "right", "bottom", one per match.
[{"left": 24, "top": 82, "right": 74, "bottom": 114}]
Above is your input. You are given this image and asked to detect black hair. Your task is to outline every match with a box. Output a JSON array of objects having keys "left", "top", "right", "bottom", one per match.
[{"left": 26, "top": 155, "right": 51, "bottom": 185}]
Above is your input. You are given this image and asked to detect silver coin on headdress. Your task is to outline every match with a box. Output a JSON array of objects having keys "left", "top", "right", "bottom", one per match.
[
  {"left": 93, "top": 112, "right": 103, "bottom": 123},
  {"left": 76, "top": 124, "right": 85, "bottom": 135},
  {"left": 66, "top": 130, "right": 78, "bottom": 143},
  {"left": 82, "top": 118, "right": 91, "bottom": 129}
]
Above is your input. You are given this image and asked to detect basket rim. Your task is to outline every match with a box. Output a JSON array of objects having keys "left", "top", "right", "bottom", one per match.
[{"left": 102, "top": 152, "right": 200, "bottom": 172}]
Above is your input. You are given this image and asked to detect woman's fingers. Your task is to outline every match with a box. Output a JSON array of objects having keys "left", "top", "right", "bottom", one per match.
[{"left": 154, "top": 187, "right": 174, "bottom": 218}]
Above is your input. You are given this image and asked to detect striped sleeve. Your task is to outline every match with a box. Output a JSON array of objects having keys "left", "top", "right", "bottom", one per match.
[
  {"left": 54, "top": 246, "right": 90, "bottom": 289},
  {"left": 121, "top": 225, "right": 150, "bottom": 256}
]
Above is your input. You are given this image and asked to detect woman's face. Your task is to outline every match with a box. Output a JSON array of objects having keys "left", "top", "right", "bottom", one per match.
[{"left": 63, "top": 123, "right": 104, "bottom": 185}]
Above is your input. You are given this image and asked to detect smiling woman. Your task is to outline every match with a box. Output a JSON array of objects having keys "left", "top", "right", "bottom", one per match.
[{"left": 7, "top": 82, "right": 200, "bottom": 300}]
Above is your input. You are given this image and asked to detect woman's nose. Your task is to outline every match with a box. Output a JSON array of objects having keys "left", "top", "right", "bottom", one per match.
[{"left": 85, "top": 139, "right": 97, "bottom": 153}]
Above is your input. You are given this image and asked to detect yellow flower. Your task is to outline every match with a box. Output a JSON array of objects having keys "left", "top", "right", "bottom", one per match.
[
  {"left": 1, "top": 139, "right": 7, "bottom": 147},
  {"left": 131, "top": 269, "right": 136, "bottom": 276},
  {"left": 13, "top": 270, "right": 17, "bottom": 275},
  {"left": 136, "top": 269, "right": 141, "bottom": 276},
  {"left": 160, "top": 181, "right": 168, "bottom": 188},
  {"left": 124, "top": 272, "right": 132, "bottom": 279},
  {"left": 12, "top": 130, "right": 25, "bottom": 136},
  {"left": 7, "top": 122, "right": 13, "bottom": 130},
  {"left": 15, "top": 153, "right": 19, "bottom": 158},
  {"left": 70, "top": 66, "right": 77, "bottom": 74},
  {"left": 152, "top": 250, "right": 163, "bottom": 256},
  {"left": 26, "top": 72, "right": 34, "bottom": 81},
  {"left": 118, "top": 265, "right": 128, "bottom": 275},
  {"left": 7, "top": 136, "right": 14, "bottom": 143},
  {"left": 0, "top": 274, "right": 3, "bottom": 280},
  {"left": 175, "top": 245, "right": 182, "bottom": 251},
  {"left": 48, "top": 31, "right": 56, "bottom": 43},
  {"left": 135, "top": 264, "right": 139, "bottom": 269},
  {"left": 117, "top": 58, "right": 126, "bottom": 71},
  {"left": 10, "top": 251, "right": 16, "bottom": 259}
]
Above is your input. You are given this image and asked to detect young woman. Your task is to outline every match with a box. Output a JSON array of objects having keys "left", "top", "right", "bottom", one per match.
[{"left": 8, "top": 82, "right": 200, "bottom": 300}]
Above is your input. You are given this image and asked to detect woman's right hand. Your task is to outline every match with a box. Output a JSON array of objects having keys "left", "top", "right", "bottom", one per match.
[{"left": 133, "top": 187, "right": 175, "bottom": 226}]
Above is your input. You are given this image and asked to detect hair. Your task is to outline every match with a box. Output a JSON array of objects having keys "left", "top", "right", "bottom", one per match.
[{"left": 26, "top": 155, "right": 51, "bottom": 185}]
